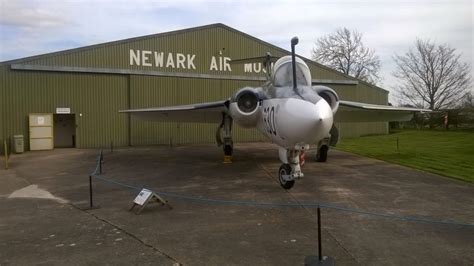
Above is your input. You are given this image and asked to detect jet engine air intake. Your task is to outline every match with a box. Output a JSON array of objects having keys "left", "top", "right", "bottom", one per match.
[
  {"left": 229, "top": 88, "right": 261, "bottom": 128},
  {"left": 313, "top": 85, "right": 340, "bottom": 114},
  {"left": 237, "top": 90, "right": 258, "bottom": 113}
]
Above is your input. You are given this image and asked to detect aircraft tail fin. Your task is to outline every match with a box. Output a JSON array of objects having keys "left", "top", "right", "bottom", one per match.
[{"left": 230, "top": 52, "right": 278, "bottom": 66}]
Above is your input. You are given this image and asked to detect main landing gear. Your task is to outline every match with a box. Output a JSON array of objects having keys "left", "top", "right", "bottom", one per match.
[
  {"left": 316, "top": 136, "right": 331, "bottom": 162},
  {"left": 216, "top": 114, "right": 233, "bottom": 163},
  {"left": 223, "top": 144, "right": 233, "bottom": 164},
  {"left": 316, "top": 145, "right": 328, "bottom": 162}
]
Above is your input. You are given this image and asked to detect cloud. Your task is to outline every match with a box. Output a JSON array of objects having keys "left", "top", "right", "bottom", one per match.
[
  {"left": 0, "top": 0, "right": 472, "bottom": 98},
  {"left": 0, "top": 0, "right": 70, "bottom": 29}
]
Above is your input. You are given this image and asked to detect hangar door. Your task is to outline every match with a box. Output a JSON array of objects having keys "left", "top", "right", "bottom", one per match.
[
  {"left": 29, "top": 113, "right": 54, "bottom": 150},
  {"left": 54, "top": 114, "right": 76, "bottom": 148}
]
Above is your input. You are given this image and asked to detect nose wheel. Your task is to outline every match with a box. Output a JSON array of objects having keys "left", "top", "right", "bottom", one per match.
[
  {"left": 278, "top": 148, "right": 306, "bottom": 190},
  {"left": 279, "top": 164, "right": 295, "bottom": 189}
]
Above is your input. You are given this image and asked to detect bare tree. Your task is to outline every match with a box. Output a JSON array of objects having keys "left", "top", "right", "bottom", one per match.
[
  {"left": 312, "top": 28, "right": 381, "bottom": 84},
  {"left": 462, "top": 91, "right": 474, "bottom": 108},
  {"left": 393, "top": 39, "right": 471, "bottom": 110}
]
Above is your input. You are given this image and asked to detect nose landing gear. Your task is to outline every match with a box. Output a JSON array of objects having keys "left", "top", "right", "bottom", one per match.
[
  {"left": 279, "top": 164, "right": 294, "bottom": 189},
  {"left": 278, "top": 147, "right": 307, "bottom": 190}
]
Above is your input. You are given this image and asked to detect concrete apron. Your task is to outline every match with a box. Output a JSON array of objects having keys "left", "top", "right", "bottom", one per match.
[{"left": 0, "top": 144, "right": 473, "bottom": 265}]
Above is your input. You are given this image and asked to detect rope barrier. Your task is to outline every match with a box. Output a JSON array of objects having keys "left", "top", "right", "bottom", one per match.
[{"left": 89, "top": 157, "right": 473, "bottom": 228}]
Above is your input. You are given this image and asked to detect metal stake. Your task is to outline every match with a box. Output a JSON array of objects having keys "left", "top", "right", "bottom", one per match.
[
  {"left": 305, "top": 206, "right": 334, "bottom": 265},
  {"left": 318, "top": 206, "right": 322, "bottom": 261},
  {"left": 3, "top": 140, "right": 8, "bottom": 170},
  {"left": 397, "top": 137, "right": 399, "bottom": 153},
  {"left": 89, "top": 175, "right": 93, "bottom": 208},
  {"left": 99, "top": 150, "right": 103, "bottom": 174}
]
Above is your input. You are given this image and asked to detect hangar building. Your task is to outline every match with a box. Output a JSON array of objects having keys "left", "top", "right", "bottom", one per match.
[{"left": 0, "top": 24, "right": 388, "bottom": 151}]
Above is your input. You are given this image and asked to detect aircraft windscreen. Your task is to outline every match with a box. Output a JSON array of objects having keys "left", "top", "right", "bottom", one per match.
[{"left": 272, "top": 56, "right": 312, "bottom": 87}]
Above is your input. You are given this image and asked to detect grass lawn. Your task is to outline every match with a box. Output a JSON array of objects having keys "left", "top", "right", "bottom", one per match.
[{"left": 337, "top": 129, "right": 474, "bottom": 183}]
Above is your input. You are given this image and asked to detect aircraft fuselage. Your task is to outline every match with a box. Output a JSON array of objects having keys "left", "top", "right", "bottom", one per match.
[{"left": 257, "top": 96, "right": 333, "bottom": 149}]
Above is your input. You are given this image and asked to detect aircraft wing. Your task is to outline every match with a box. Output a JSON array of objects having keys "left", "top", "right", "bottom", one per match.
[
  {"left": 119, "top": 100, "right": 229, "bottom": 123},
  {"left": 335, "top": 100, "right": 430, "bottom": 122}
]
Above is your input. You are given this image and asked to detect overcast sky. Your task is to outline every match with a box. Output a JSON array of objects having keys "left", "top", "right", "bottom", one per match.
[{"left": 0, "top": 0, "right": 472, "bottom": 100}]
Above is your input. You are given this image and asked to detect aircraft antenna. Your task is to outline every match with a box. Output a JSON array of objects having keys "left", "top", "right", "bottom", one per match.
[{"left": 291, "top": 37, "right": 299, "bottom": 90}]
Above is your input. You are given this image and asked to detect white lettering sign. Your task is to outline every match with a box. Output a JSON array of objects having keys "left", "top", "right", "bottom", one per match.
[
  {"left": 209, "top": 56, "right": 218, "bottom": 71},
  {"left": 129, "top": 49, "right": 264, "bottom": 74},
  {"left": 129, "top": 49, "right": 197, "bottom": 70},
  {"left": 56, "top": 107, "right": 71, "bottom": 114},
  {"left": 142, "top": 50, "right": 152, "bottom": 67},
  {"left": 209, "top": 56, "right": 232, "bottom": 72},
  {"left": 244, "top": 63, "right": 262, "bottom": 73},
  {"left": 154, "top": 52, "right": 164, "bottom": 67},
  {"left": 176, "top": 53, "right": 186, "bottom": 69},
  {"left": 166, "top": 52, "right": 175, "bottom": 68},
  {"left": 37, "top": 116, "right": 45, "bottom": 125},
  {"left": 244, "top": 63, "right": 253, "bottom": 72},
  {"left": 130, "top": 50, "right": 140, "bottom": 66},
  {"left": 187, "top": 54, "right": 196, "bottom": 69},
  {"left": 224, "top": 57, "right": 232, "bottom": 71}
]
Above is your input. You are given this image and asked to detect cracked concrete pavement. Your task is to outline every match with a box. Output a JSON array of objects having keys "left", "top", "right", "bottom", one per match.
[{"left": 1, "top": 143, "right": 473, "bottom": 265}]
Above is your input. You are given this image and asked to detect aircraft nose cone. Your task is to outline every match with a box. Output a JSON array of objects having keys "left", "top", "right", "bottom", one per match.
[
  {"left": 275, "top": 98, "right": 333, "bottom": 146},
  {"left": 313, "top": 99, "right": 334, "bottom": 139}
]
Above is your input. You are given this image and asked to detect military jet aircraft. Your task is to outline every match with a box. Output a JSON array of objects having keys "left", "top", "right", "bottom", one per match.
[{"left": 120, "top": 37, "right": 429, "bottom": 189}]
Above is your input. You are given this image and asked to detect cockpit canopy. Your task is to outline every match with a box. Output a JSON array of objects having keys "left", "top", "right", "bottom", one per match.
[{"left": 271, "top": 56, "right": 312, "bottom": 87}]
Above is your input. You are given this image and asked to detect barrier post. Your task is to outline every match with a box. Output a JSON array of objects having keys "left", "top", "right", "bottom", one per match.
[
  {"left": 89, "top": 175, "right": 93, "bottom": 208},
  {"left": 397, "top": 137, "right": 400, "bottom": 154},
  {"left": 304, "top": 206, "right": 334, "bottom": 266},
  {"left": 3, "top": 140, "right": 8, "bottom": 170},
  {"left": 99, "top": 150, "right": 103, "bottom": 174},
  {"left": 317, "top": 206, "right": 322, "bottom": 261},
  {"left": 83, "top": 150, "right": 103, "bottom": 210}
]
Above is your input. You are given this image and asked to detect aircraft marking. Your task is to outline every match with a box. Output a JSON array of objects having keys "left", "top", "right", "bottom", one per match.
[{"left": 263, "top": 105, "right": 277, "bottom": 136}]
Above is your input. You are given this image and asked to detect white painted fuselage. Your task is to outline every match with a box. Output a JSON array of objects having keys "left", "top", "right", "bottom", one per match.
[{"left": 256, "top": 98, "right": 333, "bottom": 149}]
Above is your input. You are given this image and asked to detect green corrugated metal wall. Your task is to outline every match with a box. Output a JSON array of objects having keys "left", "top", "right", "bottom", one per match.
[
  {"left": 0, "top": 23, "right": 389, "bottom": 151},
  {"left": 0, "top": 65, "right": 129, "bottom": 150},
  {"left": 0, "top": 66, "right": 5, "bottom": 151}
]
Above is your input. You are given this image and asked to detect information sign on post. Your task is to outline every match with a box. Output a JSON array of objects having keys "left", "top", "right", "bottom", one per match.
[
  {"left": 130, "top": 188, "right": 172, "bottom": 214},
  {"left": 133, "top": 189, "right": 153, "bottom": 205}
]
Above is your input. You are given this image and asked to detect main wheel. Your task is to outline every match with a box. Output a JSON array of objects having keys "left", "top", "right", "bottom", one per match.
[
  {"left": 224, "top": 145, "right": 233, "bottom": 156},
  {"left": 279, "top": 164, "right": 295, "bottom": 190},
  {"left": 316, "top": 145, "right": 328, "bottom": 162}
]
